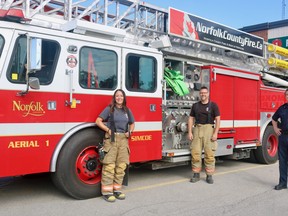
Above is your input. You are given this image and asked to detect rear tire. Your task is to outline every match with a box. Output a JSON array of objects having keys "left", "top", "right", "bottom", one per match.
[
  {"left": 254, "top": 126, "right": 278, "bottom": 164},
  {"left": 51, "top": 128, "right": 104, "bottom": 199}
]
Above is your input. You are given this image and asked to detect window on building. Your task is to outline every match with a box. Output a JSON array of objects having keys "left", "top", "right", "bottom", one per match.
[
  {"left": 79, "top": 47, "right": 117, "bottom": 90},
  {"left": 7, "top": 36, "right": 60, "bottom": 85},
  {"left": 126, "top": 54, "right": 157, "bottom": 92}
]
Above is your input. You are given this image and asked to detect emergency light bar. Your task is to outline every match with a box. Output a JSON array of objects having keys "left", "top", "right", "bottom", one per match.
[{"left": 0, "top": 9, "right": 30, "bottom": 23}]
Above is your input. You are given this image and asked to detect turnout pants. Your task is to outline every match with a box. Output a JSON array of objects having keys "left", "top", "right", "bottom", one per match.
[
  {"left": 190, "top": 124, "right": 217, "bottom": 175},
  {"left": 101, "top": 133, "right": 130, "bottom": 195}
]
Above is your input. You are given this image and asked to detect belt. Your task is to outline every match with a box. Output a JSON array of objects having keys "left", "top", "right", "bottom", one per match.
[
  {"left": 110, "top": 132, "right": 126, "bottom": 142},
  {"left": 195, "top": 124, "right": 214, "bottom": 127}
]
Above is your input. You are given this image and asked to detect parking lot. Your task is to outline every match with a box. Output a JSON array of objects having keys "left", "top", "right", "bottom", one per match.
[{"left": 1, "top": 159, "right": 287, "bottom": 216}]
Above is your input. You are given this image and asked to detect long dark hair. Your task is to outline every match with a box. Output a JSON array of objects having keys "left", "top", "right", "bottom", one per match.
[{"left": 109, "top": 89, "right": 128, "bottom": 113}]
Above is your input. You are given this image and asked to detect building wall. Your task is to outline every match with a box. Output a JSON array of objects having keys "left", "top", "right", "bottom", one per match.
[
  {"left": 240, "top": 20, "right": 288, "bottom": 43},
  {"left": 249, "top": 30, "right": 268, "bottom": 41},
  {"left": 268, "top": 26, "right": 288, "bottom": 39}
]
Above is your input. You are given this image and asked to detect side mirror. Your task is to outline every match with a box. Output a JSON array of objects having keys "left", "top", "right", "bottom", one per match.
[
  {"left": 29, "top": 77, "right": 40, "bottom": 90},
  {"left": 17, "top": 37, "right": 41, "bottom": 96},
  {"left": 29, "top": 38, "right": 42, "bottom": 71}
]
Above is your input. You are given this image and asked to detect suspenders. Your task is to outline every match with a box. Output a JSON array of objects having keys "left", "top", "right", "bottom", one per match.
[
  {"left": 194, "top": 101, "right": 212, "bottom": 124},
  {"left": 109, "top": 108, "right": 132, "bottom": 142}
]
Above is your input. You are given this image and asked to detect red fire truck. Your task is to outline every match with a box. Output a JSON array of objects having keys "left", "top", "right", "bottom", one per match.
[{"left": 0, "top": 0, "right": 287, "bottom": 199}]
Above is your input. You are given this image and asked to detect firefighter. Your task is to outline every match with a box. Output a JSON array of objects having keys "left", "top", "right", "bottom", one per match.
[
  {"left": 272, "top": 88, "right": 288, "bottom": 190},
  {"left": 187, "top": 86, "right": 220, "bottom": 184},
  {"left": 96, "top": 89, "right": 135, "bottom": 202}
]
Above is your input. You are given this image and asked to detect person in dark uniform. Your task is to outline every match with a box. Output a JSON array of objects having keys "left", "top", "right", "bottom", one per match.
[
  {"left": 187, "top": 86, "right": 220, "bottom": 184},
  {"left": 272, "top": 88, "right": 288, "bottom": 190}
]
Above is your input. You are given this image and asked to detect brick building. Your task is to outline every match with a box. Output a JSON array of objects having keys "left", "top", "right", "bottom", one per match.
[{"left": 240, "top": 20, "right": 288, "bottom": 47}]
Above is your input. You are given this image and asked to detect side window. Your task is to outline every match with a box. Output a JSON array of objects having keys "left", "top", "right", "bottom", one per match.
[
  {"left": 79, "top": 47, "right": 117, "bottom": 90},
  {"left": 7, "top": 36, "right": 60, "bottom": 85},
  {"left": 8, "top": 36, "right": 27, "bottom": 83},
  {"left": 0, "top": 35, "right": 4, "bottom": 57},
  {"left": 126, "top": 54, "right": 157, "bottom": 92}
]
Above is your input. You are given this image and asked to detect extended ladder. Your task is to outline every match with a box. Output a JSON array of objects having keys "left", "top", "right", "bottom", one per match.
[
  {"left": 1, "top": 0, "right": 287, "bottom": 78},
  {"left": 0, "top": 0, "right": 168, "bottom": 39}
]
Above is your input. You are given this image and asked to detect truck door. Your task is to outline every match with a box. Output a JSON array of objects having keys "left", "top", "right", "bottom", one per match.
[
  {"left": 0, "top": 31, "right": 63, "bottom": 176},
  {"left": 209, "top": 66, "right": 234, "bottom": 138},
  {"left": 210, "top": 66, "right": 259, "bottom": 144},
  {"left": 121, "top": 48, "right": 163, "bottom": 162}
]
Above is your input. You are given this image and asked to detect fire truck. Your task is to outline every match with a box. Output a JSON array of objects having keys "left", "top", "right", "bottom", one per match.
[{"left": 0, "top": 0, "right": 287, "bottom": 199}]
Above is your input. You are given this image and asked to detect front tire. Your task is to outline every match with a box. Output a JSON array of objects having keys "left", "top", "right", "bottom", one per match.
[
  {"left": 51, "top": 128, "right": 104, "bottom": 199},
  {"left": 254, "top": 125, "right": 278, "bottom": 164}
]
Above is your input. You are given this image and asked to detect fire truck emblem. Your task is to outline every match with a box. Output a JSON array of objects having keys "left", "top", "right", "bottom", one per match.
[
  {"left": 66, "top": 55, "right": 78, "bottom": 68},
  {"left": 13, "top": 101, "right": 45, "bottom": 117}
]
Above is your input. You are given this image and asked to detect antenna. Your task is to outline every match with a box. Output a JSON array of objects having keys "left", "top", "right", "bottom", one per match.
[{"left": 283, "top": 0, "right": 286, "bottom": 19}]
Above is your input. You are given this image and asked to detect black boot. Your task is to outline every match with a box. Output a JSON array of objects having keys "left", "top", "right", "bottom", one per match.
[
  {"left": 274, "top": 183, "right": 287, "bottom": 190},
  {"left": 206, "top": 175, "right": 214, "bottom": 184},
  {"left": 190, "top": 173, "right": 200, "bottom": 183}
]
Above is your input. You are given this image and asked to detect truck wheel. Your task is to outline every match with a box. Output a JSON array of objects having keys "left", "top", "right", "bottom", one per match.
[
  {"left": 254, "top": 126, "right": 278, "bottom": 164},
  {"left": 51, "top": 128, "right": 104, "bottom": 199}
]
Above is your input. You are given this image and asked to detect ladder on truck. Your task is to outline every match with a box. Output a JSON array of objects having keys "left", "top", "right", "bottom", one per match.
[
  {"left": 0, "top": 0, "right": 168, "bottom": 42},
  {"left": 1, "top": 0, "right": 288, "bottom": 81}
]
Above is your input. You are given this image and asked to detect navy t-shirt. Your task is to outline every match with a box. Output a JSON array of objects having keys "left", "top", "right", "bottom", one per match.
[
  {"left": 272, "top": 103, "right": 288, "bottom": 132},
  {"left": 99, "top": 106, "right": 135, "bottom": 133}
]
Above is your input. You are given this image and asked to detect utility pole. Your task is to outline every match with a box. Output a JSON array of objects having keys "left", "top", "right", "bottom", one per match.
[{"left": 283, "top": 0, "right": 286, "bottom": 19}]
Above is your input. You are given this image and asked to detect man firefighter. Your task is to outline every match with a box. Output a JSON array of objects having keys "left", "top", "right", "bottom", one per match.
[
  {"left": 272, "top": 88, "right": 288, "bottom": 190},
  {"left": 187, "top": 86, "right": 220, "bottom": 184}
]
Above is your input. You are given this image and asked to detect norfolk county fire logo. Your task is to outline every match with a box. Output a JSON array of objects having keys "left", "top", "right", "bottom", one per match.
[{"left": 13, "top": 101, "right": 45, "bottom": 117}]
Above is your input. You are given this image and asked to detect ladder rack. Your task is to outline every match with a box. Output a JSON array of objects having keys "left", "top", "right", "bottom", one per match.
[
  {"left": 0, "top": 0, "right": 168, "bottom": 39},
  {"left": 1, "top": 0, "right": 288, "bottom": 77}
]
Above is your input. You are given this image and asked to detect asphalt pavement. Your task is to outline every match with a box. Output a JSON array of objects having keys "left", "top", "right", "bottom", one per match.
[{"left": 0, "top": 160, "right": 287, "bottom": 216}]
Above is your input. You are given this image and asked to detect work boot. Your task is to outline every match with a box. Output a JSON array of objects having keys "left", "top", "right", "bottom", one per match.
[
  {"left": 190, "top": 173, "right": 200, "bottom": 183},
  {"left": 103, "top": 194, "right": 116, "bottom": 202},
  {"left": 206, "top": 175, "right": 214, "bottom": 184},
  {"left": 274, "top": 184, "right": 287, "bottom": 190},
  {"left": 114, "top": 191, "right": 126, "bottom": 200}
]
